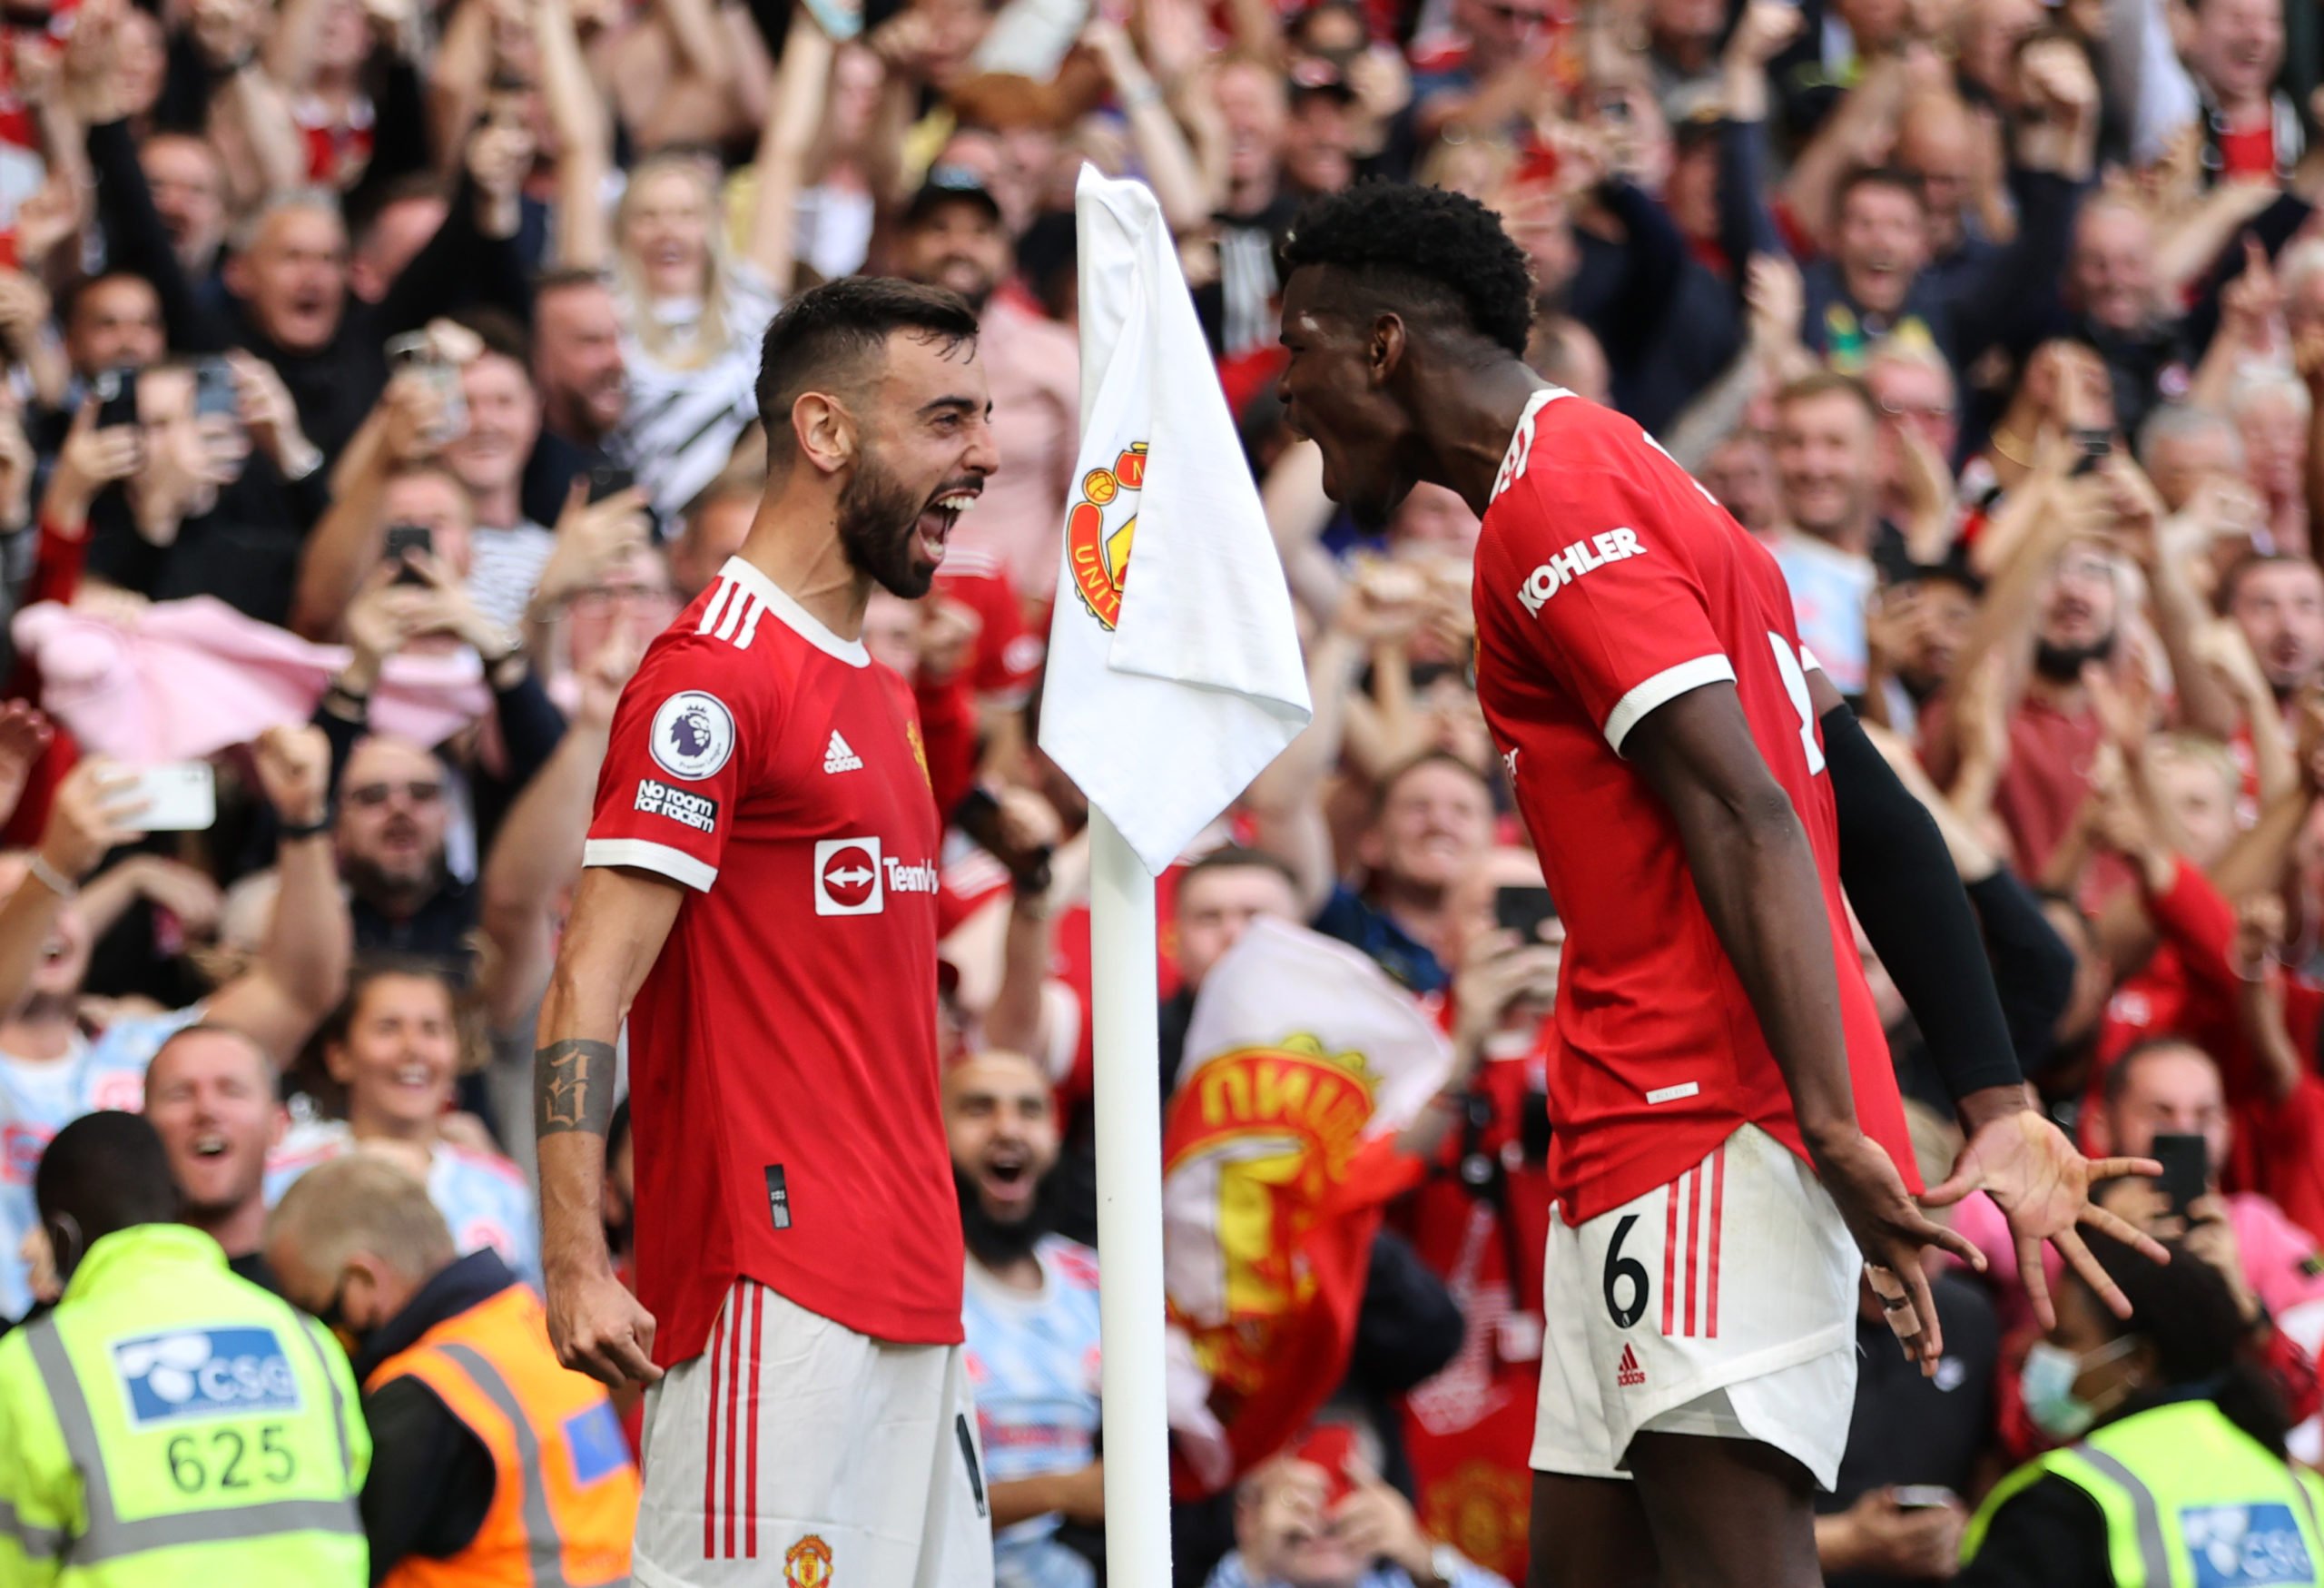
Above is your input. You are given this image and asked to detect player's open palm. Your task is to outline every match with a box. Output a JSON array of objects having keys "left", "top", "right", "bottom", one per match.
[
  {"left": 1814, "top": 1130, "right": 1984, "bottom": 1372},
  {"left": 1921, "top": 1108, "right": 2164, "bottom": 1330},
  {"left": 549, "top": 1267, "right": 664, "bottom": 1389}
]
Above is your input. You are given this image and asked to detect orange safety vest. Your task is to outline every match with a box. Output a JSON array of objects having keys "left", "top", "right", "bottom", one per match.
[{"left": 365, "top": 1283, "right": 639, "bottom": 1588}]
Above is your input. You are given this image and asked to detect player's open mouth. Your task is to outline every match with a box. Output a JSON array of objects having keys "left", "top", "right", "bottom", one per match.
[
  {"left": 917, "top": 487, "right": 980, "bottom": 562},
  {"left": 192, "top": 1133, "right": 228, "bottom": 1159}
]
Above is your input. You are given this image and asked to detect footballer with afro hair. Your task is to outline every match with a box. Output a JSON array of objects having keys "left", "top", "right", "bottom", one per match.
[{"left": 1275, "top": 179, "right": 2153, "bottom": 1588}]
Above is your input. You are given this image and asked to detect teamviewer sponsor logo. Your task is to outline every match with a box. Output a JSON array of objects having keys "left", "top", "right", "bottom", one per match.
[
  {"left": 815, "top": 837, "right": 884, "bottom": 915},
  {"left": 113, "top": 1327, "right": 304, "bottom": 1427},
  {"left": 634, "top": 778, "right": 718, "bottom": 833}
]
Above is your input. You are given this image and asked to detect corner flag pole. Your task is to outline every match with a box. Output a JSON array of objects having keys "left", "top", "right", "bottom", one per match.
[{"left": 1089, "top": 805, "right": 1172, "bottom": 1584}]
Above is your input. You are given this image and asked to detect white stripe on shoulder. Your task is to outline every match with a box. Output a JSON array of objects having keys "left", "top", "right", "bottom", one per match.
[
  {"left": 714, "top": 581, "right": 752, "bottom": 644},
  {"left": 697, "top": 580, "right": 734, "bottom": 636},
  {"left": 583, "top": 837, "right": 716, "bottom": 892},
  {"left": 1602, "top": 654, "right": 1738, "bottom": 755}
]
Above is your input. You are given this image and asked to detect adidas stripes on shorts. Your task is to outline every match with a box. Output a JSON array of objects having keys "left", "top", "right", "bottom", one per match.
[{"left": 1530, "top": 1123, "right": 1861, "bottom": 1490}]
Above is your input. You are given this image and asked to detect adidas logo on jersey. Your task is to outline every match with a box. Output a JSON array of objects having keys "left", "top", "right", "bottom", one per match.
[
  {"left": 822, "top": 731, "right": 862, "bottom": 774},
  {"left": 1616, "top": 1344, "right": 1646, "bottom": 1388}
]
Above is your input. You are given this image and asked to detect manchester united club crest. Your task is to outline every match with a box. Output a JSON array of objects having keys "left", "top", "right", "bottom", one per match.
[
  {"left": 784, "top": 1534, "right": 833, "bottom": 1587},
  {"left": 1065, "top": 442, "right": 1147, "bottom": 630}
]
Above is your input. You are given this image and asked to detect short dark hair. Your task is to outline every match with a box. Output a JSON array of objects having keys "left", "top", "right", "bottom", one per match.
[
  {"left": 1282, "top": 182, "right": 1536, "bottom": 360},
  {"left": 2218, "top": 550, "right": 2322, "bottom": 612},
  {"left": 453, "top": 307, "right": 531, "bottom": 368},
  {"left": 319, "top": 956, "right": 460, "bottom": 1057},
  {"left": 2102, "top": 1036, "right": 2216, "bottom": 1110},
  {"left": 1179, "top": 843, "right": 1300, "bottom": 895},
  {"left": 1775, "top": 370, "right": 1879, "bottom": 424},
  {"left": 1837, "top": 165, "right": 1926, "bottom": 215},
  {"left": 754, "top": 276, "right": 980, "bottom": 459},
  {"left": 37, "top": 1110, "right": 180, "bottom": 1248},
  {"left": 148, "top": 1022, "right": 278, "bottom": 1093},
  {"left": 61, "top": 271, "right": 160, "bottom": 330},
  {"left": 534, "top": 266, "right": 612, "bottom": 300},
  {"left": 1372, "top": 748, "right": 1492, "bottom": 818}
]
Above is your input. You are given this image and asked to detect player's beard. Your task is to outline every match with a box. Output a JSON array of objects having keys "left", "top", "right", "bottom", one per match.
[
  {"left": 953, "top": 1166, "right": 1049, "bottom": 1267},
  {"left": 2033, "top": 630, "right": 2116, "bottom": 683},
  {"left": 837, "top": 444, "right": 933, "bottom": 600}
]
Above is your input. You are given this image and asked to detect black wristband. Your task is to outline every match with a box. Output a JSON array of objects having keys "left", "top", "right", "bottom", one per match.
[{"left": 279, "top": 813, "right": 331, "bottom": 840}]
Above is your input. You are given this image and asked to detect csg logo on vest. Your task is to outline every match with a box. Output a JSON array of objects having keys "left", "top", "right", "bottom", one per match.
[
  {"left": 2181, "top": 1501, "right": 2315, "bottom": 1587},
  {"left": 113, "top": 1327, "right": 304, "bottom": 1427}
]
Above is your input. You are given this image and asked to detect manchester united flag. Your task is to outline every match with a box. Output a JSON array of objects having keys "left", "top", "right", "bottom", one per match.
[
  {"left": 1039, "top": 167, "right": 1311, "bottom": 875},
  {"left": 1162, "top": 917, "right": 1454, "bottom": 1494}
]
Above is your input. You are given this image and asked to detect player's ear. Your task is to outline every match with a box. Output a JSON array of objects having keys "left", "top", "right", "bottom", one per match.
[
  {"left": 1368, "top": 313, "right": 1406, "bottom": 388},
  {"left": 791, "top": 391, "right": 858, "bottom": 477}
]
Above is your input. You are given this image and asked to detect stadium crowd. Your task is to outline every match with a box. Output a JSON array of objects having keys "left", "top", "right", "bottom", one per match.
[{"left": 0, "top": 0, "right": 2318, "bottom": 1575}]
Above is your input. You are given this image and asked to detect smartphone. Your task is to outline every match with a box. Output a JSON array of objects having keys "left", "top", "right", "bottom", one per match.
[
  {"left": 953, "top": 785, "right": 1053, "bottom": 894},
  {"left": 126, "top": 763, "right": 215, "bottom": 832},
  {"left": 1494, "top": 883, "right": 1558, "bottom": 943},
  {"left": 2152, "top": 1132, "right": 2208, "bottom": 1218},
  {"left": 93, "top": 366, "right": 139, "bottom": 430},
  {"left": 382, "top": 522, "right": 433, "bottom": 586},
  {"left": 193, "top": 358, "right": 239, "bottom": 421},
  {"left": 586, "top": 462, "right": 636, "bottom": 504},
  {"left": 1893, "top": 1485, "right": 1959, "bottom": 1512},
  {"left": 2070, "top": 426, "right": 2112, "bottom": 476},
  {"left": 386, "top": 332, "right": 468, "bottom": 444}
]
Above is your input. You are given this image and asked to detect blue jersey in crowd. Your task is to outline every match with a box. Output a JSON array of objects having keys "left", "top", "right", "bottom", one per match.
[
  {"left": 964, "top": 1233, "right": 1104, "bottom": 1588},
  {"left": 0, "top": 1009, "right": 201, "bottom": 1318},
  {"left": 266, "top": 1120, "right": 542, "bottom": 1286}
]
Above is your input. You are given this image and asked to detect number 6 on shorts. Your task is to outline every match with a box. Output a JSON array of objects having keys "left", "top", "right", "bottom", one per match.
[{"left": 1603, "top": 1213, "right": 1649, "bottom": 1328}]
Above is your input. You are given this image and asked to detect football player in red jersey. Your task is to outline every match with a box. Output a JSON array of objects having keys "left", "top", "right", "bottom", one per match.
[
  {"left": 533, "top": 278, "right": 1000, "bottom": 1587},
  {"left": 1274, "top": 182, "right": 2164, "bottom": 1587}
]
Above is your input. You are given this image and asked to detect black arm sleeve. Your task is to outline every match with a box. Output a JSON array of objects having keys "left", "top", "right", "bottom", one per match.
[
  {"left": 358, "top": 1378, "right": 496, "bottom": 1583},
  {"left": 1819, "top": 700, "right": 2024, "bottom": 1100},
  {"left": 1965, "top": 869, "right": 2079, "bottom": 1083}
]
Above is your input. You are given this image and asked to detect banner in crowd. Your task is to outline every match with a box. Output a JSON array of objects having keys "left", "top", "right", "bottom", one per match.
[{"left": 1161, "top": 916, "right": 1452, "bottom": 1494}]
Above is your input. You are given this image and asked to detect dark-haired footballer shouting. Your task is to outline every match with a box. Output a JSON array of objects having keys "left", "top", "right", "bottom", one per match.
[{"left": 1275, "top": 180, "right": 2164, "bottom": 1588}]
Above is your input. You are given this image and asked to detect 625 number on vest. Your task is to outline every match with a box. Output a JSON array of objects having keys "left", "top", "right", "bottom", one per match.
[{"left": 165, "top": 1425, "right": 296, "bottom": 1493}]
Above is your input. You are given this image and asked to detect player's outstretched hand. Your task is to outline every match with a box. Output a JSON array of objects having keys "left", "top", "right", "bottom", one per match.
[
  {"left": 1813, "top": 1129, "right": 1986, "bottom": 1375},
  {"left": 548, "top": 1267, "right": 665, "bottom": 1388},
  {"left": 1921, "top": 1107, "right": 2165, "bottom": 1331}
]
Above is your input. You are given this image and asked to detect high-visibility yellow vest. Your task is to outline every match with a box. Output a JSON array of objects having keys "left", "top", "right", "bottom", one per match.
[
  {"left": 1964, "top": 1397, "right": 2324, "bottom": 1586},
  {"left": 364, "top": 1282, "right": 637, "bottom": 1588},
  {"left": 0, "top": 1223, "right": 370, "bottom": 1587}
]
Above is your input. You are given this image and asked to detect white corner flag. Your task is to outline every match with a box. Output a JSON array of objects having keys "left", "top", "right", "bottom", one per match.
[
  {"left": 1038, "top": 166, "right": 1312, "bottom": 1587},
  {"left": 1041, "top": 166, "right": 1313, "bottom": 871}
]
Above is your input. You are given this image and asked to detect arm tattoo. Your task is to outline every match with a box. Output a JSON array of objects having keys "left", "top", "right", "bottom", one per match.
[{"left": 536, "top": 1039, "right": 617, "bottom": 1139}]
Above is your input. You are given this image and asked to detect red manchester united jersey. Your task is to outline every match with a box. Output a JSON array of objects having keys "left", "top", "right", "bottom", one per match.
[
  {"left": 1472, "top": 390, "right": 1915, "bottom": 1224},
  {"left": 584, "top": 556, "right": 961, "bottom": 1364}
]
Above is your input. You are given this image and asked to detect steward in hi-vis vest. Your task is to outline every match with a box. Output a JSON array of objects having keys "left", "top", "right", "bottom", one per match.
[
  {"left": 265, "top": 1153, "right": 638, "bottom": 1587},
  {"left": 0, "top": 1112, "right": 369, "bottom": 1587}
]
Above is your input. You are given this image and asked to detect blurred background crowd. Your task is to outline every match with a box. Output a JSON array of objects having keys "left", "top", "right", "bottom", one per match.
[{"left": 0, "top": 0, "right": 2319, "bottom": 1575}]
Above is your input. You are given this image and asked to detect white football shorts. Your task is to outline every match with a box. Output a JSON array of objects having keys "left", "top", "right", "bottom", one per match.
[
  {"left": 1530, "top": 1123, "right": 1860, "bottom": 1491},
  {"left": 633, "top": 1277, "right": 994, "bottom": 1588}
]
